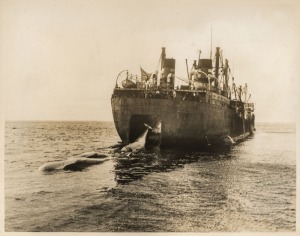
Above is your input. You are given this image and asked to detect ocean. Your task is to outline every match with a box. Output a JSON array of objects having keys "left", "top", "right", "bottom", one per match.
[{"left": 4, "top": 121, "right": 296, "bottom": 232}]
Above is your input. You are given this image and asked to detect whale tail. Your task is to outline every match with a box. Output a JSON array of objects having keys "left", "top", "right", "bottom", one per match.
[
  {"left": 121, "top": 124, "right": 152, "bottom": 153},
  {"left": 144, "top": 123, "right": 153, "bottom": 130}
]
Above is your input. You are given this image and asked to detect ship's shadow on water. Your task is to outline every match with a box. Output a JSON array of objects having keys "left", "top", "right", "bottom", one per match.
[{"left": 114, "top": 145, "right": 233, "bottom": 185}]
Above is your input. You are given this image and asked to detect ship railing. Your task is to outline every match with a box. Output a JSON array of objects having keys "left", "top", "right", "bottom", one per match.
[
  {"left": 112, "top": 87, "right": 209, "bottom": 101},
  {"left": 113, "top": 83, "right": 228, "bottom": 101},
  {"left": 114, "top": 70, "right": 228, "bottom": 100},
  {"left": 115, "top": 70, "right": 219, "bottom": 91},
  {"left": 112, "top": 89, "right": 234, "bottom": 107}
]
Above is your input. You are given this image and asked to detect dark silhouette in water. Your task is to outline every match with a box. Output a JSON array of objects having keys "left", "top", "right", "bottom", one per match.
[{"left": 38, "top": 152, "right": 110, "bottom": 173}]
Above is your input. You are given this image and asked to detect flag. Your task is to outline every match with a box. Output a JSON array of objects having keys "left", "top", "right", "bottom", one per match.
[{"left": 140, "top": 67, "right": 151, "bottom": 81}]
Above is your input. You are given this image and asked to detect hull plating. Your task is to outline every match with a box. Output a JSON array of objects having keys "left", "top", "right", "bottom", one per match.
[{"left": 111, "top": 93, "right": 253, "bottom": 147}]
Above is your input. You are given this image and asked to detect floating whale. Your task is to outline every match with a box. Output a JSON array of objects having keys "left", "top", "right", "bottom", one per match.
[
  {"left": 38, "top": 152, "right": 110, "bottom": 173},
  {"left": 222, "top": 135, "right": 235, "bottom": 146},
  {"left": 121, "top": 124, "right": 152, "bottom": 153},
  {"left": 79, "top": 151, "right": 108, "bottom": 158}
]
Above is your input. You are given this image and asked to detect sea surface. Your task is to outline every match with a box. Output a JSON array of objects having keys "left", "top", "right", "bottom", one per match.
[{"left": 4, "top": 121, "right": 296, "bottom": 232}]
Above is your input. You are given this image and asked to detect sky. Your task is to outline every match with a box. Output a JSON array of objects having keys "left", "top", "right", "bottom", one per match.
[{"left": 0, "top": 0, "right": 299, "bottom": 122}]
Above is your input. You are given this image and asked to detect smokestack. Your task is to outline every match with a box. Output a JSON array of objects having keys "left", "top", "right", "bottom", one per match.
[{"left": 161, "top": 47, "right": 166, "bottom": 69}]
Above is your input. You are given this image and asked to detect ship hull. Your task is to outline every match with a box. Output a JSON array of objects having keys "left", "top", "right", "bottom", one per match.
[{"left": 111, "top": 91, "right": 254, "bottom": 148}]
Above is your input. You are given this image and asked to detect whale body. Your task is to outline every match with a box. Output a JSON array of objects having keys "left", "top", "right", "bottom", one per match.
[
  {"left": 79, "top": 151, "right": 108, "bottom": 158},
  {"left": 38, "top": 156, "right": 109, "bottom": 173}
]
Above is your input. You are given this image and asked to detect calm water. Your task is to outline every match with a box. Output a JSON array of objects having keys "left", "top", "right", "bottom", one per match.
[{"left": 4, "top": 121, "right": 296, "bottom": 232}]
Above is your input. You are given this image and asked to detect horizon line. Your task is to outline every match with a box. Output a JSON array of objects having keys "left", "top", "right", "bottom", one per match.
[{"left": 4, "top": 119, "right": 297, "bottom": 124}]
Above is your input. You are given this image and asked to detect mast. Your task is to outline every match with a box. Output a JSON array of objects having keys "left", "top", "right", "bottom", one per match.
[
  {"left": 210, "top": 26, "right": 212, "bottom": 59},
  {"left": 233, "top": 83, "right": 237, "bottom": 100},
  {"left": 214, "top": 47, "right": 220, "bottom": 79},
  {"left": 224, "top": 59, "right": 229, "bottom": 95},
  {"left": 244, "top": 83, "right": 248, "bottom": 102},
  {"left": 185, "top": 59, "right": 190, "bottom": 80}
]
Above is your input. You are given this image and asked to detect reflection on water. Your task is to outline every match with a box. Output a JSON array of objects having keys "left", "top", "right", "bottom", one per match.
[{"left": 113, "top": 146, "right": 232, "bottom": 185}]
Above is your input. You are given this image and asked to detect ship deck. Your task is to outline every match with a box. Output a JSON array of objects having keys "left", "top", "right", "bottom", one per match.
[{"left": 112, "top": 87, "right": 231, "bottom": 107}]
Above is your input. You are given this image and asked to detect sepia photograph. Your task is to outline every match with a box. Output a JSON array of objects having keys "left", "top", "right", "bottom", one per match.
[{"left": 1, "top": 0, "right": 299, "bottom": 234}]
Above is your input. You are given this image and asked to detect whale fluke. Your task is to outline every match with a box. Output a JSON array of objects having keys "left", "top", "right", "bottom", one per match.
[{"left": 144, "top": 123, "right": 153, "bottom": 130}]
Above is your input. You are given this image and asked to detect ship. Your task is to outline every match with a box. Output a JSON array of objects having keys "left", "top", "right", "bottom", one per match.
[{"left": 111, "top": 47, "right": 255, "bottom": 149}]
